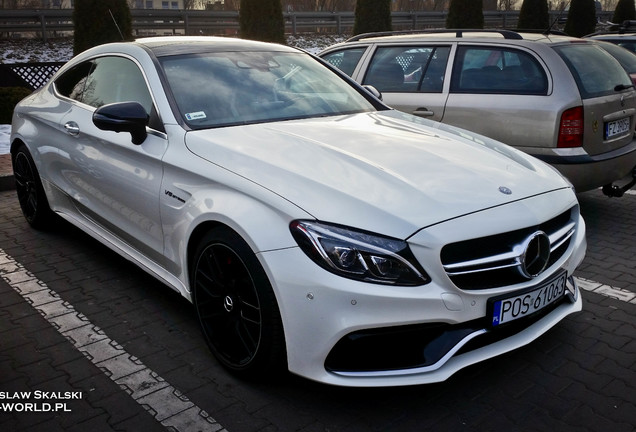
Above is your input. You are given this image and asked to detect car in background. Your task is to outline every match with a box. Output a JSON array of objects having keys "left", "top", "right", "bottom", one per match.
[
  {"left": 11, "top": 36, "right": 586, "bottom": 387},
  {"left": 319, "top": 30, "right": 636, "bottom": 195},
  {"left": 595, "top": 39, "right": 636, "bottom": 85},
  {"left": 586, "top": 20, "right": 636, "bottom": 53}
]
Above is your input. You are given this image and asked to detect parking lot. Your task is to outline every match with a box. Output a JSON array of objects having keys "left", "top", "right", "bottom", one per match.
[{"left": 0, "top": 177, "right": 634, "bottom": 431}]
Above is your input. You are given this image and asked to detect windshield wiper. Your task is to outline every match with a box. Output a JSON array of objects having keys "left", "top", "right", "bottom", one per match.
[{"left": 615, "top": 83, "right": 635, "bottom": 91}]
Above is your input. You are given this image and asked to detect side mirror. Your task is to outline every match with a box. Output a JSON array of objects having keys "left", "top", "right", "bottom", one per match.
[
  {"left": 93, "top": 101, "right": 149, "bottom": 145},
  {"left": 363, "top": 85, "right": 382, "bottom": 101}
]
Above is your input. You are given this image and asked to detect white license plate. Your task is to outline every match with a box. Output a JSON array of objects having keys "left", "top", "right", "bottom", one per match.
[
  {"left": 491, "top": 272, "right": 567, "bottom": 327},
  {"left": 605, "top": 117, "right": 630, "bottom": 139}
]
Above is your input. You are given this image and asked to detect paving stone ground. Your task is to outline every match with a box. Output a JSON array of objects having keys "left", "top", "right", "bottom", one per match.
[{"left": 0, "top": 154, "right": 13, "bottom": 191}]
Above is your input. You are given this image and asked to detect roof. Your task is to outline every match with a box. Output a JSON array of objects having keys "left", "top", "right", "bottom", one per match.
[{"left": 133, "top": 36, "right": 298, "bottom": 57}]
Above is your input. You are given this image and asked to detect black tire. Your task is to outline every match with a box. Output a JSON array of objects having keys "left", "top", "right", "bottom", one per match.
[
  {"left": 191, "top": 226, "right": 286, "bottom": 377},
  {"left": 12, "top": 144, "right": 54, "bottom": 229}
]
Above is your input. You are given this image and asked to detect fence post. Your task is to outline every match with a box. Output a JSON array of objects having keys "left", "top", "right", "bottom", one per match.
[
  {"left": 292, "top": 14, "right": 297, "bottom": 36},
  {"left": 39, "top": 12, "right": 47, "bottom": 42},
  {"left": 336, "top": 14, "right": 341, "bottom": 34}
]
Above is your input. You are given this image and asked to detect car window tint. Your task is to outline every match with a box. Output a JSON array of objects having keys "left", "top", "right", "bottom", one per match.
[
  {"left": 617, "top": 42, "right": 636, "bottom": 53},
  {"left": 159, "top": 51, "right": 376, "bottom": 129},
  {"left": 597, "top": 41, "right": 636, "bottom": 74},
  {"left": 322, "top": 48, "right": 366, "bottom": 76},
  {"left": 451, "top": 46, "right": 548, "bottom": 95},
  {"left": 54, "top": 61, "right": 94, "bottom": 101},
  {"left": 555, "top": 44, "right": 633, "bottom": 99},
  {"left": 363, "top": 46, "right": 450, "bottom": 93},
  {"left": 80, "top": 56, "right": 154, "bottom": 114}
]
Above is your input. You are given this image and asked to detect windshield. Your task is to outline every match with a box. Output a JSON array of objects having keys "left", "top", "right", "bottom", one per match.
[
  {"left": 160, "top": 51, "right": 377, "bottom": 129},
  {"left": 554, "top": 43, "right": 632, "bottom": 99}
]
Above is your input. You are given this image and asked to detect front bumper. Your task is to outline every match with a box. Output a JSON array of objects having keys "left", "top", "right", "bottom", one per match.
[{"left": 260, "top": 189, "right": 586, "bottom": 387}]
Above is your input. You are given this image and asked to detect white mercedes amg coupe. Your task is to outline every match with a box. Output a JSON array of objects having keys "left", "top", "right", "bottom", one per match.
[{"left": 10, "top": 36, "right": 586, "bottom": 387}]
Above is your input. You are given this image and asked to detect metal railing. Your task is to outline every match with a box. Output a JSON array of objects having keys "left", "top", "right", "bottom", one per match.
[{"left": 0, "top": 9, "right": 614, "bottom": 41}]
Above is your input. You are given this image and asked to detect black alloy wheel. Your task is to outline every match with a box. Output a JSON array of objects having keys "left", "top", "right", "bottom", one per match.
[
  {"left": 192, "top": 227, "right": 286, "bottom": 376},
  {"left": 12, "top": 144, "right": 53, "bottom": 229}
]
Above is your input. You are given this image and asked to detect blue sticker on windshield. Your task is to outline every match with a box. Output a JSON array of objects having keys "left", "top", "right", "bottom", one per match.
[{"left": 185, "top": 111, "right": 206, "bottom": 121}]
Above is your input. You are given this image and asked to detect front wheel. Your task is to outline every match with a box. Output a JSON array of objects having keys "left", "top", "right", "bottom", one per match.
[{"left": 191, "top": 227, "right": 286, "bottom": 377}]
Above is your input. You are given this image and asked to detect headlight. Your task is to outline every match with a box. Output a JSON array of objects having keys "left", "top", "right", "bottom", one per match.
[{"left": 290, "top": 220, "right": 430, "bottom": 286}]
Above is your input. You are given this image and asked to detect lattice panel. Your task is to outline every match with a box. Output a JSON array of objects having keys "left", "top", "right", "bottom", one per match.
[{"left": 7, "top": 63, "right": 65, "bottom": 90}]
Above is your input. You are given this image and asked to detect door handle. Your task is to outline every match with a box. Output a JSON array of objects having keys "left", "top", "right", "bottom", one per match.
[
  {"left": 412, "top": 108, "right": 434, "bottom": 117},
  {"left": 64, "top": 121, "right": 80, "bottom": 136}
]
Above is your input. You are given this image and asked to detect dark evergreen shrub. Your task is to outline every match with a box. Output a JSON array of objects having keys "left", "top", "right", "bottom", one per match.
[
  {"left": 239, "top": 0, "right": 285, "bottom": 44},
  {"left": 353, "top": 0, "right": 392, "bottom": 36},
  {"left": 0, "top": 87, "right": 32, "bottom": 124},
  {"left": 613, "top": 0, "right": 636, "bottom": 25},
  {"left": 73, "top": 0, "right": 133, "bottom": 55},
  {"left": 517, "top": 0, "right": 550, "bottom": 30},
  {"left": 446, "top": 0, "right": 484, "bottom": 29},
  {"left": 564, "top": 0, "right": 597, "bottom": 37}
]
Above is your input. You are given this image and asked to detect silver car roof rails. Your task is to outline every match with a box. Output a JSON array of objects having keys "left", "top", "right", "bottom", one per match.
[{"left": 346, "top": 29, "right": 524, "bottom": 43}]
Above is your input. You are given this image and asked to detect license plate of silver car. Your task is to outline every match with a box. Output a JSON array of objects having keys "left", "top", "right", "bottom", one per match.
[
  {"left": 605, "top": 117, "right": 630, "bottom": 139},
  {"left": 490, "top": 271, "right": 567, "bottom": 327}
]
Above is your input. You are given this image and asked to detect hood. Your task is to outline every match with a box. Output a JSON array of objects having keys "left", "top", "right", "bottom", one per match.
[{"left": 185, "top": 110, "right": 570, "bottom": 238}]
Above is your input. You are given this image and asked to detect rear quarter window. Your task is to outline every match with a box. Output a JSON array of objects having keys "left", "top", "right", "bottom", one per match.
[
  {"left": 553, "top": 44, "right": 632, "bottom": 99},
  {"left": 450, "top": 46, "right": 548, "bottom": 95}
]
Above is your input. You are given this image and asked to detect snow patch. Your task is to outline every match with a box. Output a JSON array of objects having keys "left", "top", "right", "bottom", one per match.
[{"left": 0, "top": 125, "right": 10, "bottom": 155}]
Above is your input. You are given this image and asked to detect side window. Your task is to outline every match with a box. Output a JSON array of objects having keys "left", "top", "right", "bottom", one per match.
[
  {"left": 81, "top": 57, "right": 154, "bottom": 115},
  {"left": 322, "top": 48, "right": 366, "bottom": 76},
  {"left": 451, "top": 46, "right": 548, "bottom": 95},
  {"left": 54, "top": 61, "right": 94, "bottom": 101},
  {"left": 362, "top": 46, "right": 450, "bottom": 93}
]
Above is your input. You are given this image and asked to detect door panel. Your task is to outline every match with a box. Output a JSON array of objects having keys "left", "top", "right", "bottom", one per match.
[
  {"left": 56, "top": 105, "right": 167, "bottom": 263},
  {"left": 46, "top": 55, "right": 168, "bottom": 263}
]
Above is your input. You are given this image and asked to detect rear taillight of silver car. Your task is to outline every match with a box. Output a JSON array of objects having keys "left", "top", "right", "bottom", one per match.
[{"left": 558, "top": 106, "right": 584, "bottom": 148}]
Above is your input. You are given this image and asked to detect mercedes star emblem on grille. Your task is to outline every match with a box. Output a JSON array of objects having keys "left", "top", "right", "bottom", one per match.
[{"left": 519, "top": 231, "right": 551, "bottom": 278}]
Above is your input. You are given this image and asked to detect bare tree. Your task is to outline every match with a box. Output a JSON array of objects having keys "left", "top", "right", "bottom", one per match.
[
  {"left": 1, "top": 0, "right": 41, "bottom": 8},
  {"left": 498, "top": 0, "right": 520, "bottom": 10},
  {"left": 183, "top": 0, "right": 211, "bottom": 8},
  {"left": 600, "top": 0, "right": 619, "bottom": 11}
]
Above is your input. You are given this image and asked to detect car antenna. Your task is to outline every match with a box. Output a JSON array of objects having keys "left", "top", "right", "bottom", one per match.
[
  {"left": 546, "top": 0, "right": 571, "bottom": 35},
  {"left": 109, "top": 8, "right": 125, "bottom": 41}
]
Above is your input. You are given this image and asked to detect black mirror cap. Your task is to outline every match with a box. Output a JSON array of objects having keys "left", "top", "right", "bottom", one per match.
[{"left": 93, "top": 101, "right": 149, "bottom": 145}]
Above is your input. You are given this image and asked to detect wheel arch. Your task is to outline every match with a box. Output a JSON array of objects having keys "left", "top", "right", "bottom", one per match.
[
  {"left": 186, "top": 220, "right": 228, "bottom": 277},
  {"left": 10, "top": 137, "right": 27, "bottom": 155}
]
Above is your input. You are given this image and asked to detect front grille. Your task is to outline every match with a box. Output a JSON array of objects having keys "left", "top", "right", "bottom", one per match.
[{"left": 440, "top": 207, "right": 576, "bottom": 290}]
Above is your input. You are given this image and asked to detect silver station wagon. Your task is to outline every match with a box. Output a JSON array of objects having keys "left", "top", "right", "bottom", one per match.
[{"left": 319, "top": 30, "right": 636, "bottom": 195}]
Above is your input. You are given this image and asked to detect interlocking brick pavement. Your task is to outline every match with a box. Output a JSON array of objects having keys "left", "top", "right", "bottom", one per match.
[{"left": 0, "top": 154, "right": 13, "bottom": 191}]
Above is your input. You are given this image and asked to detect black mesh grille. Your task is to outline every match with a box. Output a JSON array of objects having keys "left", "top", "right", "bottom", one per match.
[{"left": 441, "top": 208, "right": 575, "bottom": 290}]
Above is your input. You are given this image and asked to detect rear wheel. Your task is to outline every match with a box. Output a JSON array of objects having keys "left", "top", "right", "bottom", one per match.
[
  {"left": 12, "top": 144, "right": 54, "bottom": 229},
  {"left": 191, "top": 227, "right": 286, "bottom": 377}
]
